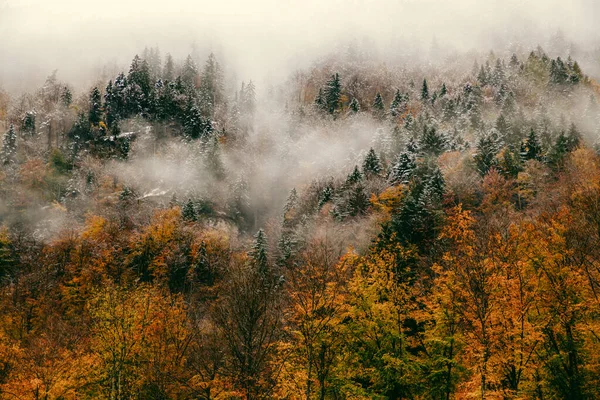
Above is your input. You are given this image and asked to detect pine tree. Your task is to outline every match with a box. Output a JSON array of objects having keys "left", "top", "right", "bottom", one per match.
[
  {"left": 181, "top": 54, "right": 198, "bottom": 89},
  {"left": 1, "top": 124, "right": 17, "bottom": 165},
  {"left": 324, "top": 73, "right": 342, "bottom": 115},
  {"left": 61, "top": 86, "right": 72, "bottom": 107},
  {"left": 474, "top": 131, "right": 502, "bottom": 176},
  {"left": 419, "top": 126, "right": 447, "bottom": 156},
  {"left": 348, "top": 184, "right": 369, "bottom": 216},
  {"left": 372, "top": 93, "right": 385, "bottom": 119},
  {"left": 250, "top": 229, "right": 269, "bottom": 275},
  {"left": 204, "top": 136, "right": 226, "bottom": 180},
  {"left": 521, "top": 128, "right": 542, "bottom": 161},
  {"left": 440, "top": 83, "right": 447, "bottom": 97},
  {"left": 349, "top": 98, "right": 360, "bottom": 113},
  {"left": 199, "top": 53, "right": 223, "bottom": 117},
  {"left": 390, "top": 89, "right": 404, "bottom": 117},
  {"left": 314, "top": 88, "right": 326, "bottom": 112},
  {"left": 89, "top": 87, "right": 102, "bottom": 125},
  {"left": 546, "top": 132, "right": 568, "bottom": 170},
  {"left": 362, "top": 148, "right": 382, "bottom": 177},
  {"left": 163, "top": 53, "right": 175, "bottom": 82},
  {"left": 389, "top": 151, "right": 417, "bottom": 185},
  {"left": 21, "top": 111, "right": 36, "bottom": 135},
  {"left": 182, "top": 199, "right": 197, "bottom": 222},
  {"left": 345, "top": 165, "right": 363, "bottom": 186},
  {"left": 421, "top": 79, "right": 429, "bottom": 100},
  {"left": 567, "top": 122, "right": 581, "bottom": 150}
]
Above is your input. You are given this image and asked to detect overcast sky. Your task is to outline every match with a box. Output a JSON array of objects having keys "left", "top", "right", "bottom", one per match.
[{"left": 1, "top": 0, "right": 599, "bottom": 92}]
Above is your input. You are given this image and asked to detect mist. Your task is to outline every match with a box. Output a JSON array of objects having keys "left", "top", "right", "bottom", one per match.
[{"left": 1, "top": 0, "right": 600, "bottom": 94}]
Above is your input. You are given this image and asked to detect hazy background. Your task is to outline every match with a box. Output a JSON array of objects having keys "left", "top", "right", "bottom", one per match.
[{"left": 1, "top": 0, "right": 600, "bottom": 93}]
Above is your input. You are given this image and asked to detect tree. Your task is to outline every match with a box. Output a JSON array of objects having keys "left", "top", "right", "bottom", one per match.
[
  {"left": 389, "top": 151, "right": 417, "bottom": 185},
  {"left": 420, "top": 125, "right": 447, "bottom": 156},
  {"left": 163, "top": 53, "right": 175, "bottom": 81},
  {"left": 372, "top": 93, "right": 385, "bottom": 119},
  {"left": 88, "top": 87, "right": 102, "bottom": 125},
  {"left": 440, "top": 83, "right": 447, "bottom": 97},
  {"left": 421, "top": 78, "right": 429, "bottom": 100},
  {"left": 349, "top": 98, "right": 360, "bottom": 113},
  {"left": 181, "top": 54, "right": 198, "bottom": 89},
  {"left": 182, "top": 199, "right": 197, "bottom": 222},
  {"left": 1, "top": 124, "right": 17, "bottom": 165},
  {"left": 362, "top": 148, "right": 382, "bottom": 177},
  {"left": 474, "top": 131, "right": 502, "bottom": 176},
  {"left": 521, "top": 128, "right": 542, "bottom": 161},
  {"left": 390, "top": 89, "right": 406, "bottom": 117},
  {"left": 324, "top": 73, "right": 342, "bottom": 115}
]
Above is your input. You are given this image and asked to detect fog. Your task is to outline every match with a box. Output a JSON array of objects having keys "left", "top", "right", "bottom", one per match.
[{"left": 1, "top": 0, "right": 600, "bottom": 93}]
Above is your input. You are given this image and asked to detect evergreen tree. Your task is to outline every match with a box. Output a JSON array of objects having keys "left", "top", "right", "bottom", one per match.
[
  {"left": 567, "top": 122, "right": 581, "bottom": 150},
  {"left": 546, "top": 131, "right": 571, "bottom": 170},
  {"left": 389, "top": 151, "right": 417, "bottom": 185},
  {"left": 349, "top": 98, "right": 360, "bottom": 113},
  {"left": 521, "top": 128, "right": 542, "bottom": 161},
  {"left": 318, "top": 184, "right": 334, "bottom": 209},
  {"left": 181, "top": 54, "right": 198, "bottom": 89},
  {"left": 1, "top": 124, "right": 17, "bottom": 165},
  {"left": 182, "top": 199, "right": 197, "bottom": 222},
  {"left": 421, "top": 78, "right": 429, "bottom": 100},
  {"left": 21, "top": 111, "right": 36, "bottom": 135},
  {"left": 474, "top": 131, "right": 502, "bottom": 176},
  {"left": 163, "top": 53, "right": 175, "bottom": 82},
  {"left": 419, "top": 125, "right": 447, "bottom": 156},
  {"left": 362, "top": 148, "right": 383, "bottom": 177},
  {"left": 61, "top": 86, "right": 72, "bottom": 107},
  {"left": 204, "top": 136, "right": 226, "bottom": 180},
  {"left": 199, "top": 53, "right": 223, "bottom": 117},
  {"left": 372, "top": 93, "right": 385, "bottom": 119},
  {"left": 390, "top": 89, "right": 404, "bottom": 117},
  {"left": 348, "top": 184, "right": 369, "bottom": 216},
  {"left": 241, "top": 80, "right": 257, "bottom": 116},
  {"left": 314, "top": 88, "right": 326, "bottom": 112},
  {"left": 250, "top": 229, "right": 269, "bottom": 276},
  {"left": 345, "top": 165, "right": 363, "bottom": 186},
  {"left": 440, "top": 83, "right": 447, "bottom": 97},
  {"left": 324, "top": 73, "right": 342, "bottom": 115},
  {"left": 89, "top": 87, "right": 102, "bottom": 125}
]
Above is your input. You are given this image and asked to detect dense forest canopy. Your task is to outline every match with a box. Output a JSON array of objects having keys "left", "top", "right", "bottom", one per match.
[{"left": 2, "top": 1, "right": 600, "bottom": 399}]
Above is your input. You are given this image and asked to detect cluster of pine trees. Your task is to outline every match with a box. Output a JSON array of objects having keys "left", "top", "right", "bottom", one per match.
[{"left": 0, "top": 45, "right": 599, "bottom": 399}]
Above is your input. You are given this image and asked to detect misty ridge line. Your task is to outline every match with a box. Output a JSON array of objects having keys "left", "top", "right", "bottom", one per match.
[{"left": 0, "top": 37, "right": 598, "bottom": 247}]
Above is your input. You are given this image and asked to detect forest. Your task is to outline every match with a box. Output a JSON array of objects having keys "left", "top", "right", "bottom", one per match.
[{"left": 1, "top": 18, "right": 600, "bottom": 399}]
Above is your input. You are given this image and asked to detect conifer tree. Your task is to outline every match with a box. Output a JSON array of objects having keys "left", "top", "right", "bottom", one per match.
[
  {"left": 163, "top": 53, "right": 175, "bottom": 82},
  {"left": 390, "top": 89, "right": 404, "bottom": 117},
  {"left": 349, "top": 98, "right": 360, "bottom": 114},
  {"left": 89, "top": 87, "right": 102, "bottom": 125},
  {"left": 474, "top": 131, "right": 502, "bottom": 176},
  {"left": 250, "top": 229, "right": 269, "bottom": 275},
  {"left": 362, "top": 148, "right": 383, "bottom": 177},
  {"left": 324, "top": 73, "right": 342, "bottom": 115},
  {"left": 345, "top": 165, "right": 363, "bottom": 186},
  {"left": 421, "top": 78, "right": 429, "bottom": 100},
  {"left": 419, "top": 125, "right": 447, "bottom": 156},
  {"left": 389, "top": 151, "right": 417, "bottom": 185},
  {"left": 440, "top": 83, "right": 447, "bottom": 97},
  {"left": 372, "top": 93, "right": 385, "bottom": 119},
  {"left": 182, "top": 199, "right": 197, "bottom": 222},
  {"left": 521, "top": 128, "right": 542, "bottom": 161},
  {"left": 1, "top": 124, "right": 17, "bottom": 165}
]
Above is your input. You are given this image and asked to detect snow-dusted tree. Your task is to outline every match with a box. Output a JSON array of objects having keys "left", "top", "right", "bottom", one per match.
[
  {"left": 324, "top": 73, "right": 342, "bottom": 115},
  {"left": 372, "top": 93, "right": 385, "bottom": 119},
  {"left": 389, "top": 151, "right": 417, "bottom": 185},
  {"left": 1, "top": 124, "right": 17, "bottom": 165},
  {"left": 362, "top": 148, "right": 382, "bottom": 178}
]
